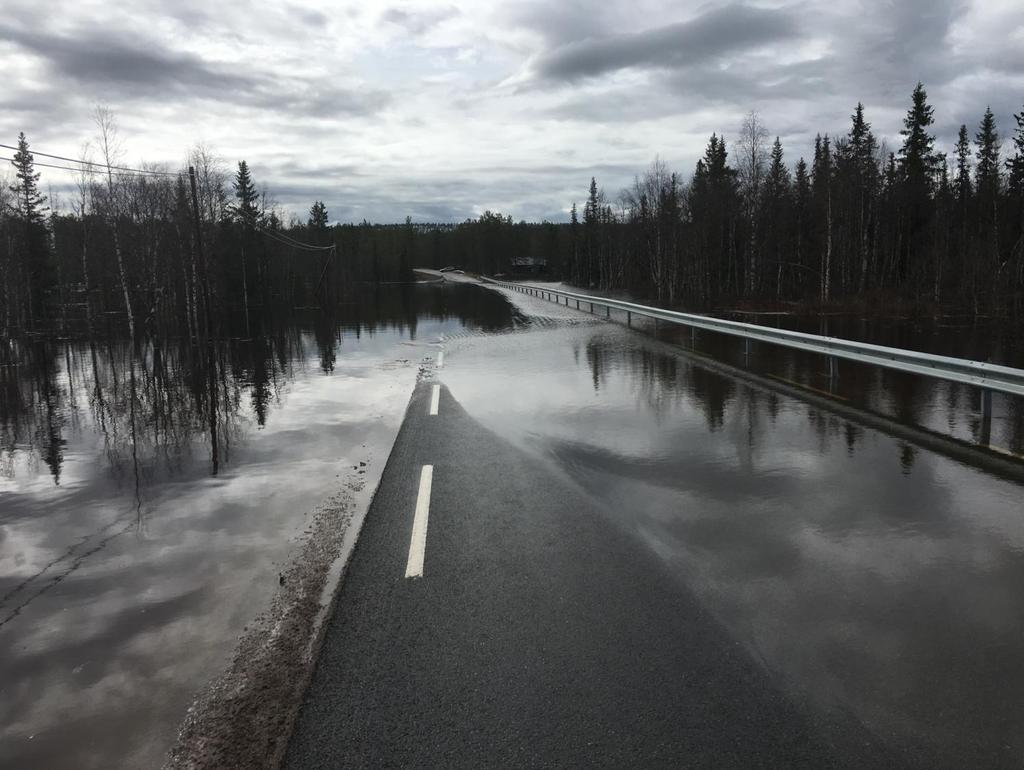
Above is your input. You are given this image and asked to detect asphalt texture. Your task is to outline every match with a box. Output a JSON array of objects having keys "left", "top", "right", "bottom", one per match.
[{"left": 283, "top": 380, "right": 900, "bottom": 769}]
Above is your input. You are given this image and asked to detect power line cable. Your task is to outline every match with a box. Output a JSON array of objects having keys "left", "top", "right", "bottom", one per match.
[
  {"left": 0, "top": 155, "right": 178, "bottom": 178},
  {"left": 258, "top": 226, "right": 335, "bottom": 252},
  {"left": 0, "top": 143, "right": 177, "bottom": 176},
  {"left": 6, "top": 141, "right": 335, "bottom": 252}
]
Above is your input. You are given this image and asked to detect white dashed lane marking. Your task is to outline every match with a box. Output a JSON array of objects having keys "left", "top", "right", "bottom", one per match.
[
  {"left": 429, "top": 384, "right": 440, "bottom": 416},
  {"left": 405, "top": 465, "right": 433, "bottom": 579}
]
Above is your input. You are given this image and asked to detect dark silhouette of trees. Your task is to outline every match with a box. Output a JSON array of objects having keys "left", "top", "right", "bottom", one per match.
[
  {"left": 308, "top": 200, "right": 329, "bottom": 229},
  {"left": 4, "top": 85, "right": 1024, "bottom": 339},
  {"left": 8, "top": 132, "right": 52, "bottom": 327}
]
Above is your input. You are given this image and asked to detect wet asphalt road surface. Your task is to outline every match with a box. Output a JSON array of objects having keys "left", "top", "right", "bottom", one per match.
[{"left": 283, "top": 379, "right": 900, "bottom": 768}]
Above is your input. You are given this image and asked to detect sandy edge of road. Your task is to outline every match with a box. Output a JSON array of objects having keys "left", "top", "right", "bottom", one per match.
[{"left": 162, "top": 361, "right": 438, "bottom": 770}]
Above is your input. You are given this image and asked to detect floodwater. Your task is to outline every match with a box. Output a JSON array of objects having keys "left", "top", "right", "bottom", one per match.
[
  {"left": 442, "top": 286, "right": 1024, "bottom": 767},
  {"left": 0, "top": 282, "right": 516, "bottom": 769},
  {"left": 4, "top": 279, "right": 1023, "bottom": 768}
]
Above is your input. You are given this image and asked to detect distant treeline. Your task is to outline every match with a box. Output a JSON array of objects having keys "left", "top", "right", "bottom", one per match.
[
  {"left": 0, "top": 111, "right": 570, "bottom": 340},
  {"left": 558, "top": 84, "right": 1024, "bottom": 315},
  {"left": 3, "top": 84, "right": 1024, "bottom": 343}
]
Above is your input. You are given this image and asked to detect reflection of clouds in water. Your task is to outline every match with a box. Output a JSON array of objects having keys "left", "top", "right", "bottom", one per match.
[
  {"left": 0, "top": 283, "right": 513, "bottom": 768},
  {"left": 445, "top": 321, "right": 1024, "bottom": 764}
]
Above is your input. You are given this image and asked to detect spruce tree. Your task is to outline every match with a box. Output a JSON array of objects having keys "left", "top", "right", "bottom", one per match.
[
  {"left": 1005, "top": 105, "right": 1024, "bottom": 260},
  {"left": 583, "top": 177, "right": 600, "bottom": 286},
  {"left": 10, "top": 132, "right": 47, "bottom": 224},
  {"left": 897, "top": 83, "right": 938, "bottom": 285},
  {"left": 954, "top": 124, "right": 972, "bottom": 203},
  {"left": 811, "top": 134, "right": 834, "bottom": 300},
  {"left": 898, "top": 83, "right": 939, "bottom": 189},
  {"left": 8, "top": 132, "right": 52, "bottom": 326},
  {"left": 846, "top": 103, "right": 878, "bottom": 291},
  {"left": 1006, "top": 105, "right": 1024, "bottom": 199},
  {"left": 232, "top": 160, "right": 259, "bottom": 334},
  {"left": 794, "top": 157, "right": 811, "bottom": 294},
  {"left": 974, "top": 106, "right": 1002, "bottom": 280},
  {"left": 974, "top": 107, "right": 1001, "bottom": 197},
  {"left": 569, "top": 201, "right": 580, "bottom": 283},
  {"left": 232, "top": 160, "right": 259, "bottom": 224},
  {"left": 762, "top": 137, "right": 792, "bottom": 297},
  {"left": 308, "top": 200, "right": 329, "bottom": 229}
]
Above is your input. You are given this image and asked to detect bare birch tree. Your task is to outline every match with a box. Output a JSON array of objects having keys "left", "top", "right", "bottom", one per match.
[{"left": 736, "top": 110, "right": 769, "bottom": 296}]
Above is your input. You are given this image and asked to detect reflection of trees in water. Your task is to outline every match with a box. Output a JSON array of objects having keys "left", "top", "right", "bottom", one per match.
[
  {"left": 584, "top": 338, "right": 735, "bottom": 431},
  {"left": 0, "top": 284, "right": 517, "bottom": 491},
  {"left": 586, "top": 329, "right": 1024, "bottom": 469},
  {"left": 2, "top": 329, "right": 293, "bottom": 493}
]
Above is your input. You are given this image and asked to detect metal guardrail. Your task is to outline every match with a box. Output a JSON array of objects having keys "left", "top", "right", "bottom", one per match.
[{"left": 485, "top": 279, "right": 1024, "bottom": 436}]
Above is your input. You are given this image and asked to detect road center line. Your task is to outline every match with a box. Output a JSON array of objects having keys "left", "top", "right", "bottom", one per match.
[
  {"left": 429, "top": 384, "right": 440, "bottom": 415},
  {"left": 405, "top": 465, "right": 433, "bottom": 578},
  {"left": 436, "top": 351, "right": 444, "bottom": 368}
]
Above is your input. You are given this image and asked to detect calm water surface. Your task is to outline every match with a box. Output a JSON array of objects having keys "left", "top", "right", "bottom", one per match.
[
  {"left": 3, "top": 280, "right": 1023, "bottom": 767},
  {"left": 0, "top": 282, "right": 516, "bottom": 769},
  {"left": 444, "top": 288, "right": 1024, "bottom": 766}
]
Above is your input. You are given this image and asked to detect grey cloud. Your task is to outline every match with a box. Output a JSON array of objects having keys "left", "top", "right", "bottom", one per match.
[
  {"left": 505, "top": 0, "right": 616, "bottom": 46},
  {"left": 251, "top": 83, "right": 391, "bottom": 119},
  {"left": 0, "top": 22, "right": 389, "bottom": 119},
  {"left": 530, "top": 4, "right": 801, "bottom": 83},
  {"left": 0, "top": 22, "right": 257, "bottom": 96},
  {"left": 381, "top": 6, "right": 459, "bottom": 36},
  {"left": 294, "top": 7, "right": 329, "bottom": 28}
]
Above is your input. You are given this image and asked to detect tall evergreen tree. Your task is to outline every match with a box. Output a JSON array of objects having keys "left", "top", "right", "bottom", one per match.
[
  {"left": 952, "top": 124, "right": 974, "bottom": 302},
  {"left": 1007, "top": 105, "right": 1024, "bottom": 199},
  {"left": 232, "top": 160, "right": 259, "bottom": 223},
  {"left": 9, "top": 132, "right": 48, "bottom": 224},
  {"left": 8, "top": 132, "right": 52, "bottom": 326},
  {"left": 762, "top": 137, "right": 792, "bottom": 297},
  {"left": 583, "top": 177, "right": 601, "bottom": 287},
  {"left": 308, "top": 200, "right": 329, "bottom": 229},
  {"left": 897, "top": 83, "right": 939, "bottom": 286},
  {"left": 844, "top": 102, "right": 879, "bottom": 291},
  {"left": 974, "top": 106, "right": 1002, "bottom": 290},
  {"left": 793, "top": 157, "right": 811, "bottom": 296},
  {"left": 232, "top": 160, "right": 259, "bottom": 334},
  {"left": 974, "top": 107, "right": 1001, "bottom": 195},
  {"left": 1006, "top": 105, "right": 1024, "bottom": 271},
  {"left": 954, "top": 125, "right": 973, "bottom": 203}
]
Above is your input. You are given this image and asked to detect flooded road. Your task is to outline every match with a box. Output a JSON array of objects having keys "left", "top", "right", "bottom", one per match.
[
  {"left": 4, "top": 278, "right": 1023, "bottom": 767},
  {"left": 0, "top": 283, "right": 516, "bottom": 769},
  {"left": 438, "top": 286, "right": 1024, "bottom": 767}
]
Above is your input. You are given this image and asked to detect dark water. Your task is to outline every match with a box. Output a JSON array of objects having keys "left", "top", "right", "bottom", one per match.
[
  {"left": 443, "top": 288, "right": 1024, "bottom": 767},
  {"left": 0, "top": 282, "right": 516, "bottom": 769},
  {"left": 4, "top": 280, "right": 1023, "bottom": 767}
]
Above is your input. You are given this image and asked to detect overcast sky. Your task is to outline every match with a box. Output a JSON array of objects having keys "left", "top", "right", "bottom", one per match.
[{"left": 2, "top": 0, "right": 1022, "bottom": 223}]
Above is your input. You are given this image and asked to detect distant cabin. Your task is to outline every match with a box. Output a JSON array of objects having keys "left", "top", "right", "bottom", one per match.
[{"left": 510, "top": 257, "right": 547, "bottom": 276}]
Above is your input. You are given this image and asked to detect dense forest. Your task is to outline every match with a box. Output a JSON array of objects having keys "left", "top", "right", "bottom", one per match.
[
  {"left": 560, "top": 84, "right": 1024, "bottom": 316},
  {"left": 3, "top": 84, "right": 1024, "bottom": 346}
]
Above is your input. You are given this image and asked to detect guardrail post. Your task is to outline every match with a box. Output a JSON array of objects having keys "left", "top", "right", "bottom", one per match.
[
  {"left": 828, "top": 356, "right": 838, "bottom": 381},
  {"left": 690, "top": 327, "right": 696, "bottom": 349},
  {"left": 981, "top": 388, "right": 993, "bottom": 445},
  {"left": 590, "top": 302, "right": 594, "bottom": 313},
  {"left": 744, "top": 338, "right": 751, "bottom": 362},
  {"left": 606, "top": 305, "right": 610, "bottom": 318},
  {"left": 576, "top": 299, "right": 580, "bottom": 309},
  {"left": 627, "top": 311, "right": 632, "bottom": 326}
]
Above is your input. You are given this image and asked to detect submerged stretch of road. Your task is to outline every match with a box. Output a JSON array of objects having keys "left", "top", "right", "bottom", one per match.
[
  {"left": 285, "top": 276, "right": 1024, "bottom": 768},
  {"left": 285, "top": 282, "right": 899, "bottom": 768},
  {"left": 284, "top": 375, "right": 891, "bottom": 768}
]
